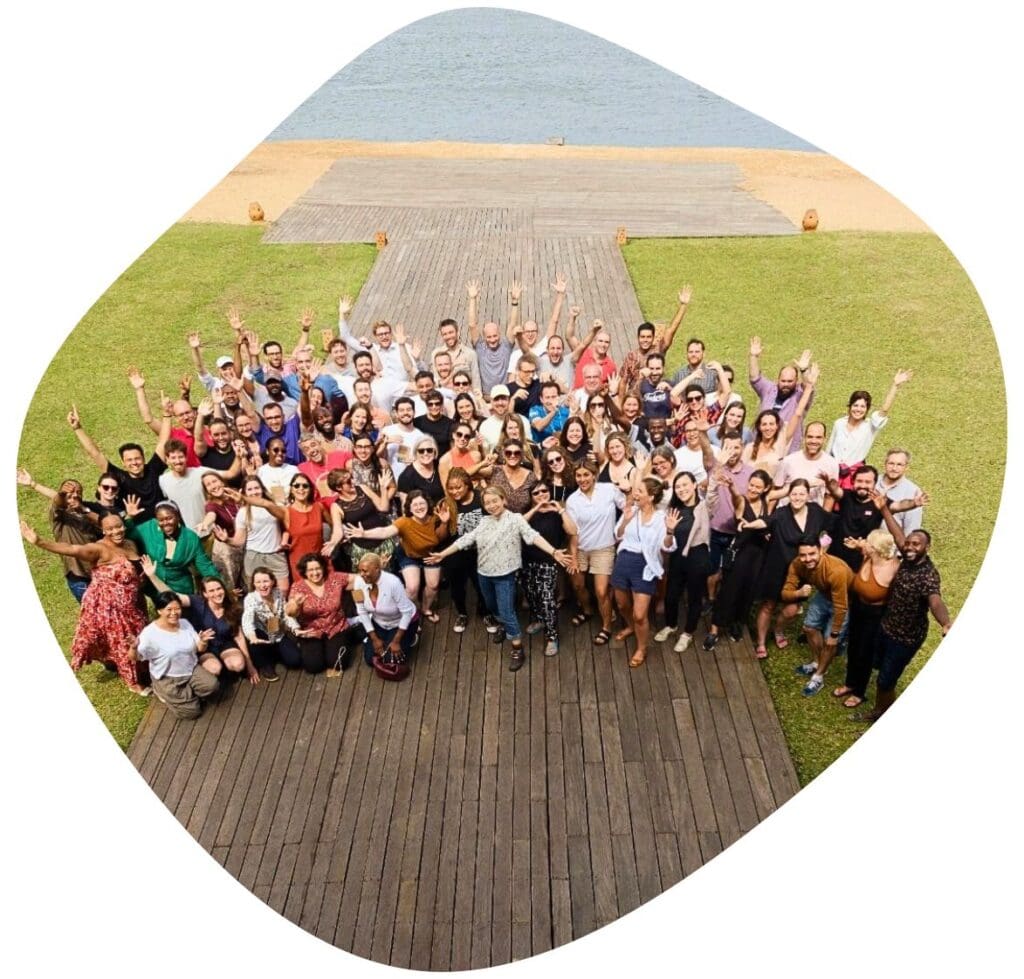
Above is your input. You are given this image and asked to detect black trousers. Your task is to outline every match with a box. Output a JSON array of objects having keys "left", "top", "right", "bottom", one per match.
[
  {"left": 444, "top": 548, "right": 487, "bottom": 617},
  {"left": 664, "top": 545, "right": 710, "bottom": 633},
  {"left": 296, "top": 623, "right": 367, "bottom": 673},
  {"left": 844, "top": 595, "right": 885, "bottom": 699}
]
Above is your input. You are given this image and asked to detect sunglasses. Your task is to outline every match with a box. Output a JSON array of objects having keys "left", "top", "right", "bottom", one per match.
[
  {"left": 417, "top": 448, "right": 436, "bottom": 455},
  {"left": 504, "top": 451, "right": 522, "bottom": 458},
  {"left": 454, "top": 431, "right": 471, "bottom": 438},
  {"left": 590, "top": 401, "right": 606, "bottom": 407},
  {"left": 292, "top": 482, "right": 312, "bottom": 490},
  {"left": 686, "top": 395, "right": 704, "bottom": 403},
  {"left": 453, "top": 379, "right": 470, "bottom": 386},
  {"left": 531, "top": 488, "right": 550, "bottom": 496},
  {"left": 269, "top": 446, "right": 286, "bottom": 453},
  {"left": 355, "top": 442, "right": 373, "bottom": 449},
  {"left": 547, "top": 456, "right": 564, "bottom": 464},
  {"left": 99, "top": 483, "right": 119, "bottom": 491}
]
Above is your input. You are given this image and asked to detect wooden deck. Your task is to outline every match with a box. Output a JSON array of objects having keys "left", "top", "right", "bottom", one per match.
[
  {"left": 129, "top": 605, "right": 799, "bottom": 969},
  {"left": 262, "top": 157, "right": 797, "bottom": 241}
]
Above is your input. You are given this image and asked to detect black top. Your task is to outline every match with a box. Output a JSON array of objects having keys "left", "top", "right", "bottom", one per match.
[
  {"left": 413, "top": 414, "right": 452, "bottom": 455},
  {"left": 106, "top": 454, "right": 167, "bottom": 522},
  {"left": 508, "top": 379, "right": 542, "bottom": 415},
  {"left": 397, "top": 464, "right": 445, "bottom": 504},
  {"left": 524, "top": 509, "right": 565, "bottom": 565},
  {"left": 454, "top": 494, "right": 485, "bottom": 539},
  {"left": 199, "top": 445, "right": 240, "bottom": 486},
  {"left": 336, "top": 489, "right": 389, "bottom": 547},
  {"left": 828, "top": 492, "right": 884, "bottom": 571},
  {"left": 184, "top": 593, "right": 237, "bottom": 655}
]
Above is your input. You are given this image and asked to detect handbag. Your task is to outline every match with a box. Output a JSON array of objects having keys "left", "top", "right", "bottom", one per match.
[{"left": 372, "top": 646, "right": 410, "bottom": 682}]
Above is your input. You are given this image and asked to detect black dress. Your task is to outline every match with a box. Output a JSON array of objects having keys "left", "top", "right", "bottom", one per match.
[
  {"left": 754, "top": 502, "right": 828, "bottom": 602},
  {"left": 712, "top": 500, "right": 770, "bottom": 628}
]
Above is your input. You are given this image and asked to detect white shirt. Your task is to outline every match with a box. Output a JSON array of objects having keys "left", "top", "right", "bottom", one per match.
[
  {"left": 159, "top": 467, "right": 213, "bottom": 532},
  {"left": 566, "top": 483, "right": 625, "bottom": 551},
  {"left": 825, "top": 412, "right": 889, "bottom": 465},
  {"left": 136, "top": 619, "right": 200, "bottom": 679},
  {"left": 478, "top": 414, "right": 507, "bottom": 453},
  {"left": 673, "top": 445, "right": 708, "bottom": 485},
  {"left": 382, "top": 423, "right": 419, "bottom": 479},
  {"left": 235, "top": 503, "right": 283, "bottom": 554},
  {"left": 773, "top": 451, "right": 840, "bottom": 507},
  {"left": 507, "top": 337, "right": 547, "bottom": 377},
  {"left": 617, "top": 508, "right": 675, "bottom": 581},
  {"left": 257, "top": 463, "right": 299, "bottom": 504},
  {"left": 353, "top": 571, "right": 417, "bottom": 633}
]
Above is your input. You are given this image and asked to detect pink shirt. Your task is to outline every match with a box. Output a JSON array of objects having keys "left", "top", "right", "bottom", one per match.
[{"left": 573, "top": 348, "right": 617, "bottom": 388}]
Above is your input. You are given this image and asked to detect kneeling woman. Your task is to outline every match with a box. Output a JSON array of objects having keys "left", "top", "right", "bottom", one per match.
[
  {"left": 285, "top": 553, "right": 365, "bottom": 675},
  {"left": 130, "top": 592, "right": 222, "bottom": 719},
  {"left": 425, "top": 486, "right": 572, "bottom": 672},
  {"left": 141, "top": 556, "right": 260, "bottom": 684},
  {"left": 611, "top": 478, "right": 680, "bottom": 668},
  {"left": 352, "top": 553, "right": 420, "bottom": 669}
]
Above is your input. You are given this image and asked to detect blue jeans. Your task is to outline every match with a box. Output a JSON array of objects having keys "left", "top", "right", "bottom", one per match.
[
  {"left": 803, "top": 590, "right": 849, "bottom": 648},
  {"left": 66, "top": 574, "right": 90, "bottom": 604},
  {"left": 477, "top": 571, "right": 521, "bottom": 640},
  {"left": 362, "top": 617, "right": 421, "bottom": 665}
]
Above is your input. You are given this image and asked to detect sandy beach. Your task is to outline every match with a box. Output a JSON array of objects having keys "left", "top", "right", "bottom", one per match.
[{"left": 183, "top": 139, "right": 929, "bottom": 233}]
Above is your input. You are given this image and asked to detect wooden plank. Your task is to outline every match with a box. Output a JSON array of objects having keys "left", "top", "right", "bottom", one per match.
[{"left": 584, "top": 761, "right": 617, "bottom": 926}]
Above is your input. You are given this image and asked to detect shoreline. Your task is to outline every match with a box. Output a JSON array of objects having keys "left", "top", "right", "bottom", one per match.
[{"left": 182, "top": 139, "right": 929, "bottom": 233}]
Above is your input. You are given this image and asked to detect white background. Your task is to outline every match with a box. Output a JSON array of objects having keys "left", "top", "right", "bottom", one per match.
[{"left": 2, "top": 2, "right": 1019, "bottom": 975}]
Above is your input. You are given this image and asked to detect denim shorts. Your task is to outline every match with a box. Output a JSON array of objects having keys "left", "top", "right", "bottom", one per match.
[
  {"left": 394, "top": 543, "right": 424, "bottom": 572},
  {"left": 610, "top": 549, "right": 658, "bottom": 596},
  {"left": 803, "top": 590, "right": 850, "bottom": 645}
]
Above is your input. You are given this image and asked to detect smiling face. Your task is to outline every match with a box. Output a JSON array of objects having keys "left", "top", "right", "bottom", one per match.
[
  {"left": 264, "top": 343, "right": 283, "bottom": 369},
  {"left": 647, "top": 417, "right": 667, "bottom": 445},
  {"left": 852, "top": 469, "right": 877, "bottom": 499},
  {"left": 797, "top": 543, "right": 821, "bottom": 570},
  {"left": 582, "top": 367, "right": 602, "bottom": 394},
  {"left": 622, "top": 394, "right": 641, "bottom": 421},
  {"left": 101, "top": 514, "right": 126, "bottom": 544},
  {"left": 234, "top": 414, "right": 254, "bottom": 439},
  {"left": 253, "top": 571, "right": 275, "bottom": 598},
  {"left": 374, "top": 323, "right": 392, "bottom": 348},
  {"left": 483, "top": 323, "right": 502, "bottom": 349},
  {"left": 547, "top": 336, "right": 564, "bottom": 363},
  {"left": 777, "top": 367, "right": 799, "bottom": 397},
  {"left": 633, "top": 481, "right": 653, "bottom": 508},
  {"left": 595, "top": 332, "right": 611, "bottom": 356},
  {"left": 482, "top": 490, "right": 506, "bottom": 516},
  {"left": 354, "top": 353, "right": 374, "bottom": 380},
  {"left": 166, "top": 449, "right": 188, "bottom": 477},
  {"left": 173, "top": 400, "right": 196, "bottom": 430},
  {"left": 788, "top": 483, "right": 809, "bottom": 510},
  {"left": 651, "top": 454, "right": 674, "bottom": 479},
  {"left": 158, "top": 599, "right": 182, "bottom": 627},
  {"left": 263, "top": 405, "right": 284, "bottom": 433},
  {"left": 804, "top": 423, "right": 826, "bottom": 457},
  {"left": 58, "top": 480, "right": 84, "bottom": 510},
  {"left": 358, "top": 555, "right": 383, "bottom": 583},
  {"left": 304, "top": 559, "right": 326, "bottom": 585},
  {"left": 522, "top": 321, "right": 540, "bottom": 346},
  {"left": 686, "top": 341, "right": 704, "bottom": 368},
  {"left": 348, "top": 406, "right": 370, "bottom": 432},
  {"left": 155, "top": 506, "right": 180, "bottom": 537},
  {"left": 607, "top": 437, "right": 626, "bottom": 463},
  {"left": 300, "top": 439, "right": 324, "bottom": 464},
  {"left": 673, "top": 472, "right": 696, "bottom": 503},
  {"left": 902, "top": 531, "right": 931, "bottom": 564},
  {"left": 395, "top": 402, "right": 414, "bottom": 426},
  {"left": 439, "top": 323, "right": 458, "bottom": 349},
  {"left": 202, "top": 578, "right": 227, "bottom": 607},
  {"left": 637, "top": 326, "right": 655, "bottom": 353},
  {"left": 724, "top": 404, "right": 745, "bottom": 430},
  {"left": 746, "top": 475, "right": 767, "bottom": 501},
  {"left": 409, "top": 495, "right": 431, "bottom": 520},
  {"left": 209, "top": 421, "right": 232, "bottom": 451},
  {"left": 120, "top": 447, "right": 145, "bottom": 476},
  {"left": 353, "top": 438, "right": 374, "bottom": 461},
  {"left": 202, "top": 472, "right": 225, "bottom": 499},
  {"left": 758, "top": 412, "right": 779, "bottom": 441},
  {"left": 884, "top": 451, "right": 909, "bottom": 482},
  {"left": 849, "top": 397, "right": 869, "bottom": 421},
  {"left": 243, "top": 477, "right": 265, "bottom": 499},
  {"left": 574, "top": 465, "right": 594, "bottom": 492},
  {"left": 97, "top": 477, "right": 119, "bottom": 503},
  {"left": 564, "top": 420, "right": 584, "bottom": 447},
  {"left": 446, "top": 474, "right": 469, "bottom": 500},
  {"left": 266, "top": 440, "right": 287, "bottom": 465}
]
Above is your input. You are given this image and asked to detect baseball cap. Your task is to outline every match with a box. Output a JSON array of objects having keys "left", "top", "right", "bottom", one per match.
[
  {"left": 215, "top": 355, "right": 234, "bottom": 369},
  {"left": 490, "top": 385, "right": 511, "bottom": 399}
]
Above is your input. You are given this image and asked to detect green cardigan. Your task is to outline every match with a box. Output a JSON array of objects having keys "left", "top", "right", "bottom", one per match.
[{"left": 126, "top": 518, "right": 219, "bottom": 596}]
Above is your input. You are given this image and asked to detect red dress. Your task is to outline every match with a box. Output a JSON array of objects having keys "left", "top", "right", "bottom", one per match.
[
  {"left": 70, "top": 558, "right": 149, "bottom": 688},
  {"left": 287, "top": 503, "right": 328, "bottom": 582}
]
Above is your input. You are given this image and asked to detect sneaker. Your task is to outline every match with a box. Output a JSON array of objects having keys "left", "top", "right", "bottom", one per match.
[
  {"left": 795, "top": 662, "right": 817, "bottom": 676},
  {"left": 509, "top": 646, "right": 525, "bottom": 671},
  {"left": 526, "top": 621, "right": 544, "bottom": 636},
  {"left": 702, "top": 632, "right": 720, "bottom": 652},
  {"left": 483, "top": 615, "right": 500, "bottom": 634},
  {"left": 654, "top": 625, "right": 677, "bottom": 643},
  {"left": 259, "top": 664, "right": 280, "bottom": 682},
  {"left": 544, "top": 640, "right": 559, "bottom": 657},
  {"left": 674, "top": 632, "right": 692, "bottom": 653},
  {"left": 802, "top": 675, "right": 825, "bottom": 697},
  {"left": 453, "top": 614, "right": 468, "bottom": 634},
  {"left": 728, "top": 622, "right": 744, "bottom": 642},
  {"left": 491, "top": 626, "right": 506, "bottom": 645}
]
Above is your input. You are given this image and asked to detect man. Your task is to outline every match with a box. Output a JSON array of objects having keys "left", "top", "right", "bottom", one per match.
[
  {"left": 321, "top": 337, "right": 352, "bottom": 384},
  {"left": 876, "top": 447, "right": 924, "bottom": 535},
  {"left": 822, "top": 466, "right": 886, "bottom": 571},
  {"left": 158, "top": 438, "right": 214, "bottom": 530},
  {"left": 467, "top": 279, "right": 516, "bottom": 396},
  {"left": 381, "top": 396, "right": 420, "bottom": 479},
  {"left": 508, "top": 274, "right": 567, "bottom": 376},
  {"left": 529, "top": 381, "right": 570, "bottom": 446},
  {"left": 256, "top": 402, "right": 302, "bottom": 465},
  {"left": 297, "top": 434, "right": 351, "bottom": 500},
  {"left": 507, "top": 353, "right": 541, "bottom": 416},
  {"left": 780, "top": 536, "right": 855, "bottom": 697},
  {"left": 432, "top": 315, "right": 481, "bottom": 392},
  {"left": 413, "top": 391, "right": 453, "bottom": 455},
  {"left": 862, "top": 503, "right": 952, "bottom": 721},
  {"left": 432, "top": 348, "right": 456, "bottom": 391},
  {"left": 619, "top": 286, "right": 692, "bottom": 390},
  {"left": 772, "top": 422, "right": 839, "bottom": 507},
  {"left": 669, "top": 337, "right": 719, "bottom": 395},
  {"left": 128, "top": 367, "right": 201, "bottom": 467},
  {"left": 668, "top": 385, "right": 717, "bottom": 448},
  {"left": 748, "top": 336, "right": 815, "bottom": 452},
  {"left": 339, "top": 296, "right": 409, "bottom": 383},
  {"left": 408, "top": 370, "right": 453, "bottom": 418},
  {"left": 644, "top": 416, "right": 671, "bottom": 451},
  {"left": 639, "top": 352, "right": 673, "bottom": 419},
  {"left": 537, "top": 333, "right": 574, "bottom": 391},
  {"left": 188, "top": 328, "right": 237, "bottom": 394},
  {"left": 253, "top": 370, "right": 299, "bottom": 421},
  {"left": 570, "top": 363, "right": 605, "bottom": 413},
  {"left": 351, "top": 377, "right": 394, "bottom": 430},
  {"left": 192, "top": 411, "right": 241, "bottom": 486},
  {"left": 479, "top": 385, "right": 513, "bottom": 451},
  {"left": 704, "top": 434, "right": 753, "bottom": 604},
  {"left": 570, "top": 320, "right": 617, "bottom": 388}
]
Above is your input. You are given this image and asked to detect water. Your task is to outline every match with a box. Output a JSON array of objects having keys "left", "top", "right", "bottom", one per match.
[{"left": 268, "top": 9, "right": 818, "bottom": 150}]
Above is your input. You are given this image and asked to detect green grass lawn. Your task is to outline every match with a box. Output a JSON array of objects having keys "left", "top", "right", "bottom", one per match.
[
  {"left": 623, "top": 232, "right": 1004, "bottom": 783},
  {"left": 17, "top": 223, "right": 376, "bottom": 748}
]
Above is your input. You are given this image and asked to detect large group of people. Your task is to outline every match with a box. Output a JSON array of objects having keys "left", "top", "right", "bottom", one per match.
[{"left": 19, "top": 277, "right": 951, "bottom": 724}]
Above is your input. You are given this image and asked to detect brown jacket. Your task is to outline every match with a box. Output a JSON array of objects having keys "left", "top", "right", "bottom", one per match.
[{"left": 781, "top": 552, "right": 854, "bottom": 635}]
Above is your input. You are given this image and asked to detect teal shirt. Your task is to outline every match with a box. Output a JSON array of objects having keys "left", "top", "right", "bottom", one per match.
[{"left": 126, "top": 518, "right": 219, "bottom": 595}]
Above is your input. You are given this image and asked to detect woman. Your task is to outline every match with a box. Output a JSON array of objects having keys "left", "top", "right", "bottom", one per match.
[
  {"left": 341, "top": 404, "right": 378, "bottom": 445},
  {"left": 559, "top": 416, "right": 593, "bottom": 467},
  {"left": 326, "top": 466, "right": 393, "bottom": 571},
  {"left": 197, "top": 471, "right": 243, "bottom": 593},
  {"left": 344, "top": 490, "right": 451, "bottom": 622},
  {"left": 742, "top": 368, "right": 816, "bottom": 477},
  {"left": 597, "top": 432, "right": 638, "bottom": 495},
  {"left": 751, "top": 478, "right": 829, "bottom": 659},
  {"left": 703, "top": 469, "right": 773, "bottom": 650},
  {"left": 227, "top": 473, "right": 336, "bottom": 585},
  {"left": 352, "top": 552, "right": 420, "bottom": 670},
  {"left": 91, "top": 473, "right": 125, "bottom": 521},
  {"left": 453, "top": 392, "right": 484, "bottom": 433},
  {"left": 130, "top": 592, "right": 220, "bottom": 718},
  {"left": 654, "top": 472, "right": 714, "bottom": 653},
  {"left": 610, "top": 478, "right": 679, "bottom": 668},
  {"left": 831, "top": 529, "right": 900, "bottom": 708},
  {"left": 645, "top": 445, "right": 678, "bottom": 507},
  {"left": 565, "top": 461, "right": 624, "bottom": 645},
  {"left": 439, "top": 424, "right": 490, "bottom": 486},
  {"left": 258, "top": 437, "right": 299, "bottom": 504},
  {"left": 140, "top": 557, "right": 261, "bottom": 683},
  {"left": 241, "top": 566, "right": 303, "bottom": 678},
  {"left": 20, "top": 514, "right": 150, "bottom": 693},
  {"left": 522, "top": 481, "right": 578, "bottom": 656},
  {"left": 540, "top": 447, "right": 577, "bottom": 503},
  {"left": 496, "top": 414, "right": 539, "bottom": 473},
  {"left": 488, "top": 439, "right": 538, "bottom": 513},
  {"left": 227, "top": 475, "right": 290, "bottom": 594},
  {"left": 125, "top": 499, "right": 220, "bottom": 597},
  {"left": 426, "top": 486, "right": 572, "bottom": 671},
  {"left": 284, "top": 553, "right": 364, "bottom": 674},
  {"left": 348, "top": 434, "right": 397, "bottom": 515},
  {"left": 582, "top": 394, "right": 616, "bottom": 462},
  {"left": 708, "top": 401, "right": 753, "bottom": 448},
  {"left": 442, "top": 467, "right": 487, "bottom": 633},
  {"left": 397, "top": 436, "right": 445, "bottom": 505},
  {"left": 826, "top": 371, "right": 912, "bottom": 488}
]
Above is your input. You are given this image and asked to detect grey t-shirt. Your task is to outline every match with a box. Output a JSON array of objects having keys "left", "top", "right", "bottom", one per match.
[
  {"left": 475, "top": 338, "right": 514, "bottom": 394},
  {"left": 538, "top": 354, "right": 575, "bottom": 391}
]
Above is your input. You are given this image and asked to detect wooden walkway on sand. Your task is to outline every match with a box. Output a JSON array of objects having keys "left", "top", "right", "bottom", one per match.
[{"left": 129, "top": 606, "right": 799, "bottom": 969}]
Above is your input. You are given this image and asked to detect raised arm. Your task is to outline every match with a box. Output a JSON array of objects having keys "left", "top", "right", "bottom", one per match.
[
  {"left": 466, "top": 280, "right": 481, "bottom": 345},
  {"left": 16, "top": 468, "right": 59, "bottom": 502},
  {"left": 546, "top": 275, "right": 567, "bottom": 339},
  {"left": 878, "top": 369, "right": 913, "bottom": 417},
  {"left": 20, "top": 520, "right": 103, "bottom": 562},
  {"left": 660, "top": 285, "right": 692, "bottom": 353},
  {"left": 871, "top": 490, "right": 907, "bottom": 551},
  {"left": 781, "top": 362, "right": 819, "bottom": 446},
  {"left": 187, "top": 331, "right": 207, "bottom": 378},
  {"left": 570, "top": 320, "right": 600, "bottom": 365},
  {"left": 748, "top": 336, "right": 763, "bottom": 385},
  {"left": 505, "top": 281, "right": 522, "bottom": 340},
  {"left": 337, "top": 295, "right": 366, "bottom": 355},
  {"left": 292, "top": 307, "right": 315, "bottom": 359},
  {"left": 193, "top": 398, "right": 213, "bottom": 458},
  {"left": 127, "top": 367, "right": 161, "bottom": 436},
  {"left": 67, "top": 406, "right": 109, "bottom": 471}
]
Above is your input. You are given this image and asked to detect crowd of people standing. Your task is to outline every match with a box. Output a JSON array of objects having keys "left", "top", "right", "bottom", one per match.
[{"left": 19, "top": 276, "right": 950, "bottom": 724}]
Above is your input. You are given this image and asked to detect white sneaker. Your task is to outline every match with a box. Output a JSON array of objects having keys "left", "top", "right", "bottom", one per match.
[
  {"left": 674, "top": 633, "right": 692, "bottom": 653},
  {"left": 654, "top": 625, "right": 677, "bottom": 643}
]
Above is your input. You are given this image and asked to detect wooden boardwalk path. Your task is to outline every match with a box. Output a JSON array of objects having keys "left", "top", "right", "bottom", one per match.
[
  {"left": 129, "top": 606, "right": 799, "bottom": 969},
  {"left": 130, "top": 154, "right": 801, "bottom": 967}
]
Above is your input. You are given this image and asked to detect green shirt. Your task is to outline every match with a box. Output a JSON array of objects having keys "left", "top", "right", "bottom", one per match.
[{"left": 126, "top": 518, "right": 219, "bottom": 595}]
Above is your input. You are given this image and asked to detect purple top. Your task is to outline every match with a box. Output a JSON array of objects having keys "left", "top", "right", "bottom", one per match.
[
  {"left": 709, "top": 462, "right": 754, "bottom": 535},
  {"left": 750, "top": 375, "right": 814, "bottom": 453}
]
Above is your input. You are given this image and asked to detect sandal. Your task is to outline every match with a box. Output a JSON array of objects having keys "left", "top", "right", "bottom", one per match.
[
  {"left": 773, "top": 633, "right": 789, "bottom": 650},
  {"left": 629, "top": 648, "right": 647, "bottom": 668},
  {"left": 843, "top": 695, "right": 865, "bottom": 709},
  {"left": 593, "top": 629, "right": 612, "bottom": 646},
  {"left": 755, "top": 645, "right": 768, "bottom": 660},
  {"left": 571, "top": 611, "right": 593, "bottom": 627},
  {"left": 423, "top": 609, "right": 440, "bottom": 624},
  {"left": 832, "top": 686, "right": 855, "bottom": 699}
]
